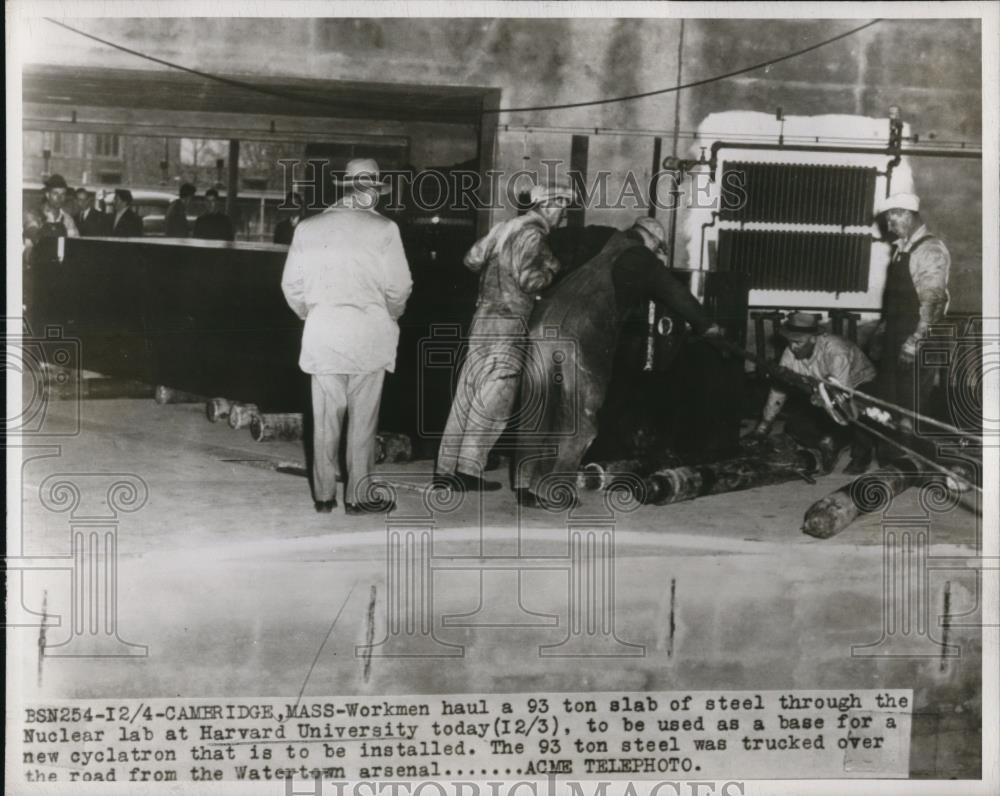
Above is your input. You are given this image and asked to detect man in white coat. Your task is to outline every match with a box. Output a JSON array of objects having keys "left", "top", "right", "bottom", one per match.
[{"left": 281, "top": 158, "right": 413, "bottom": 514}]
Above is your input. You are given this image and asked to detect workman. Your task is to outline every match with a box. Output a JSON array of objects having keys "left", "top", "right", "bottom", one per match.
[
  {"left": 748, "top": 312, "right": 877, "bottom": 474},
  {"left": 435, "top": 181, "right": 573, "bottom": 493},
  {"left": 23, "top": 173, "right": 79, "bottom": 257},
  {"left": 872, "top": 192, "right": 951, "bottom": 423},
  {"left": 513, "top": 216, "right": 721, "bottom": 509}
]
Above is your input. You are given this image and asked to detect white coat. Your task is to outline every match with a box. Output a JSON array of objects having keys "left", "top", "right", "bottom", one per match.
[{"left": 281, "top": 199, "right": 413, "bottom": 374}]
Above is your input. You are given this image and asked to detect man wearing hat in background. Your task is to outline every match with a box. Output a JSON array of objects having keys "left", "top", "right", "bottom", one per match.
[
  {"left": 281, "top": 157, "right": 413, "bottom": 515},
  {"left": 874, "top": 192, "right": 951, "bottom": 423},
  {"left": 514, "top": 216, "right": 720, "bottom": 508},
  {"left": 23, "top": 173, "right": 79, "bottom": 255},
  {"left": 750, "top": 312, "right": 877, "bottom": 474},
  {"left": 23, "top": 174, "right": 81, "bottom": 318},
  {"left": 435, "top": 181, "right": 572, "bottom": 492},
  {"left": 165, "top": 182, "right": 196, "bottom": 238}
]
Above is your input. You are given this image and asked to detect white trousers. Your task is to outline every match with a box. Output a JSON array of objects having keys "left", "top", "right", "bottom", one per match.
[{"left": 311, "top": 371, "right": 385, "bottom": 504}]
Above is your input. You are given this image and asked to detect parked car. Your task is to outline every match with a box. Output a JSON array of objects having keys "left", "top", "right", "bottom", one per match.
[
  {"left": 23, "top": 184, "right": 197, "bottom": 237},
  {"left": 94, "top": 188, "right": 198, "bottom": 236}
]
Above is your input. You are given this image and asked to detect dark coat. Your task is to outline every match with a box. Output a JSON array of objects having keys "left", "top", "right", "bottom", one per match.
[
  {"left": 515, "top": 230, "right": 713, "bottom": 493},
  {"left": 111, "top": 208, "right": 143, "bottom": 237},
  {"left": 194, "top": 212, "right": 235, "bottom": 242},
  {"left": 273, "top": 218, "right": 298, "bottom": 245},
  {"left": 75, "top": 208, "right": 111, "bottom": 237},
  {"left": 164, "top": 200, "right": 192, "bottom": 237}
]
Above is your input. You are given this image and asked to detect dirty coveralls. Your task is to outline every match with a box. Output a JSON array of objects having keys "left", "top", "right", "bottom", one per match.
[
  {"left": 514, "top": 230, "right": 712, "bottom": 497},
  {"left": 877, "top": 228, "right": 950, "bottom": 416},
  {"left": 436, "top": 211, "right": 561, "bottom": 477}
]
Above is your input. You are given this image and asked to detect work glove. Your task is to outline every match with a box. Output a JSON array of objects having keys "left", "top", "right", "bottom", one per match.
[
  {"left": 744, "top": 421, "right": 771, "bottom": 441},
  {"left": 899, "top": 334, "right": 919, "bottom": 365}
]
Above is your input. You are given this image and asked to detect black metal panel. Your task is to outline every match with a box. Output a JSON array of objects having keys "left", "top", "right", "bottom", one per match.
[
  {"left": 720, "top": 162, "right": 877, "bottom": 226},
  {"left": 718, "top": 230, "right": 872, "bottom": 292},
  {"left": 30, "top": 231, "right": 481, "bottom": 429}
]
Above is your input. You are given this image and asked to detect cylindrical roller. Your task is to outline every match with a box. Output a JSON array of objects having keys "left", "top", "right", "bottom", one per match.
[
  {"left": 155, "top": 385, "right": 207, "bottom": 404},
  {"left": 48, "top": 377, "right": 155, "bottom": 400},
  {"left": 206, "top": 397, "right": 233, "bottom": 423},
  {"left": 228, "top": 402, "right": 260, "bottom": 430},
  {"left": 644, "top": 448, "right": 824, "bottom": 506},
  {"left": 801, "top": 461, "right": 918, "bottom": 539},
  {"left": 577, "top": 459, "right": 649, "bottom": 491},
  {"left": 251, "top": 412, "right": 304, "bottom": 443},
  {"left": 375, "top": 432, "right": 413, "bottom": 464}
]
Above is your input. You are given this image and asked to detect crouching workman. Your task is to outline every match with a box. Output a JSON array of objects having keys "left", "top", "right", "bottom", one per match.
[
  {"left": 514, "top": 217, "right": 721, "bottom": 509},
  {"left": 748, "top": 312, "right": 877, "bottom": 474},
  {"left": 435, "top": 182, "right": 573, "bottom": 492}
]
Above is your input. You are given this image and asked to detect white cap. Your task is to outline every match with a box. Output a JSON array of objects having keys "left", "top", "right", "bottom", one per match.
[
  {"left": 875, "top": 192, "right": 920, "bottom": 215},
  {"left": 529, "top": 181, "right": 575, "bottom": 206}
]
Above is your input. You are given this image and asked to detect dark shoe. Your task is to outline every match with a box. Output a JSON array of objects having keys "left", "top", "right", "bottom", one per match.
[
  {"left": 843, "top": 452, "right": 873, "bottom": 475},
  {"left": 431, "top": 473, "right": 459, "bottom": 490},
  {"left": 455, "top": 472, "right": 503, "bottom": 492},
  {"left": 515, "top": 488, "right": 541, "bottom": 508},
  {"left": 314, "top": 499, "right": 337, "bottom": 513},
  {"left": 345, "top": 498, "right": 396, "bottom": 515},
  {"left": 517, "top": 487, "right": 579, "bottom": 511}
]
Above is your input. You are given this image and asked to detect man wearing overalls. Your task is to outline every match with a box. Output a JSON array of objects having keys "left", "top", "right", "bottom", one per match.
[
  {"left": 874, "top": 192, "right": 951, "bottom": 426},
  {"left": 436, "top": 182, "right": 573, "bottom": 492}
]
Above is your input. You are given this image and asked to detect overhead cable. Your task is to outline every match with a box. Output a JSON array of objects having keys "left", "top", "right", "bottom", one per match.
[
  {"left": 45, "top": 17, "right": 882, "bottom": 119},
  {"left": 484, "top": 19, "right": 882, "bottom": 114},
  {"left": 43, "top": 18, "right": 399, "bottom": 115}
]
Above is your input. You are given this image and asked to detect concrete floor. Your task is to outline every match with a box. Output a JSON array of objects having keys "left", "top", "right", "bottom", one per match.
[{"left": 9, "top": 397, "right": 984, "bottom": 777}]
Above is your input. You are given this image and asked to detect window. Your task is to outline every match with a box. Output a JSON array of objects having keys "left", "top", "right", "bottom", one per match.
[
  {"left": 51, "top": 131, "right": 66, "bottom": 155},
  {"left": 180, "top": 138, "right": 228, "bottom": 167},
  {"left": 94, "top": 134, "right": 121, "bottom": 158}
]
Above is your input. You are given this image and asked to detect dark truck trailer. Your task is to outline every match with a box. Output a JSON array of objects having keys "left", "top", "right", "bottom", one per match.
[{"left": 25, "top": 232, "right": 479, "bottom": 440}]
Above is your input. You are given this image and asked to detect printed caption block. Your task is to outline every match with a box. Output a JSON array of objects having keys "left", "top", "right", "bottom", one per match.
[{"left": 16, "top": 689, "right": 911, "bottom": 783}]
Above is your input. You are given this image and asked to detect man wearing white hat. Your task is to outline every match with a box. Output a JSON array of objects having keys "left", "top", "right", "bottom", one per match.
[
  {"left": 281, "top": 158, "right": 413, "bottom": 514},
  {"left": 435, "top": 181, "right": 572, "bottom": 491},
  {"left": 874, "top": 191, "right": 951, "bottom": 418}
]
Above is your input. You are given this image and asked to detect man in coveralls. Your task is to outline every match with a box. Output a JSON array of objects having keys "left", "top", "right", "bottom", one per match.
[
  {"left": 435, "top": 182, "right": 574, "bottom": 492},
  {"left": 513, "top": 217, "right": 720, "bottom": 509},
  {"left": 874, "top": 192, "right": 951, "bottom": 428}
]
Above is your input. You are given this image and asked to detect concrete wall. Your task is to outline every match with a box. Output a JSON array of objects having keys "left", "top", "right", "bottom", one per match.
[{"left": 22, "top": 17, "right": 983, "bottom": 305}]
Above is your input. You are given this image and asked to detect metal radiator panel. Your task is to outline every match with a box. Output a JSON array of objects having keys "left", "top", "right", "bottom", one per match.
[
  {"left": 717, "top": 230, "right": 872, "bottom": 292},
  {"left": 721, "top": 161, "right": 877, "bottom": 225}
]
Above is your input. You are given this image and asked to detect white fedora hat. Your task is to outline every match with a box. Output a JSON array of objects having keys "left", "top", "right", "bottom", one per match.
[
  {"left": 875, "top": 192, "right": 920, "bottom": 215},
  {"left": 334, "top": 157, "right": 391, "bottom": 194}
]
